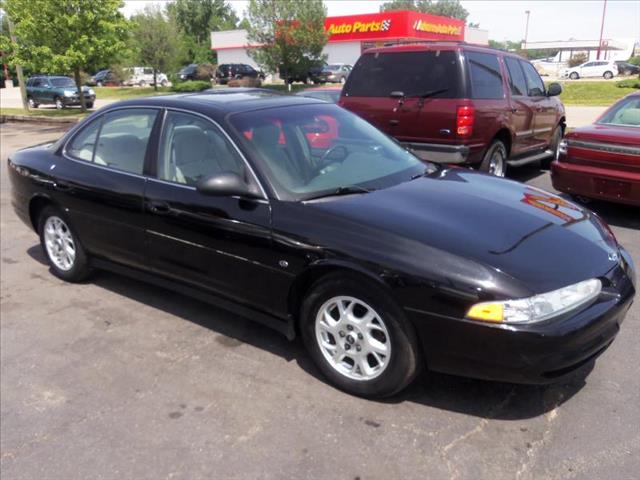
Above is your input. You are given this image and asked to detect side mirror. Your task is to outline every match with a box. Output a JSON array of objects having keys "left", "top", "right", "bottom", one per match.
[
  {"left": 547, "top": 82, "right": 562, "bottom": 97},
  {"left": 196, "top": 172, "right": 260, "bottom": 198}
]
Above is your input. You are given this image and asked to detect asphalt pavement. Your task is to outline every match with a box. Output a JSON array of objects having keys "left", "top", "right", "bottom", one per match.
[{"left": 1, "top": 123, "right": 638, "bottom": 480}]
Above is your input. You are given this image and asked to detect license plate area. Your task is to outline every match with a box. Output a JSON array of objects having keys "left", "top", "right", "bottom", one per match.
[{"left": 593, "top": 177, "right": 631, "bottom": 198}]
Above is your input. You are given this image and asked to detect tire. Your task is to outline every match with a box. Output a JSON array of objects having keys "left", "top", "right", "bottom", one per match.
[
  {"left": 479, "top": 139, "right": 508, "bottom": 177},
  {"left": 97, "top": 81, "right": 103, "bottom": 87},
  {"left": 569, "top": 72, "right": 579, "bottom": 80},
  {"left": 542, "top": 126, "right": 563, "bottom": 169},
  {"left": 38, "top": 206, "right": 92, "bottom": 282},
  {"left": 300, "top": 273, "right": 421, "bottom": 398},
  {"left": 603, "top": 71, "right": 613, "bottom": 80},
  {"left": 340, "top": 77, "right": 346, "bottom": 84},
  {"left": 86, "top": 102, "right": 94, "bottom": 109},
  {"left": 54, "top": 97, "right": 65, "bottom": 110},
  {"left": 161, "top": 79, "right": 168, "bottom": 87},
  {"left": 27, "top": 96, "right": 39, "bottom": 109},
  {"left": 138, "top": 80, "right": 146, "bottom": 87}
]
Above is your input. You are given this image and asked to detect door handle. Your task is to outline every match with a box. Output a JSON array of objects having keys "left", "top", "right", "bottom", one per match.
[
  {"left": 53, "top": 181, "right": 71, "bottom": 191},
  {"left": 148, "top": 201, "right": 171, "bottom": 215},
  {"left": 389, "top": 119, "right": 399, "bottom": 126}
]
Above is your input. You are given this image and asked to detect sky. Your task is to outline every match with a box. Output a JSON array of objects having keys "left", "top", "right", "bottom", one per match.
[{"left": 121, "top": 0, "right": 640, "bottom": 43}]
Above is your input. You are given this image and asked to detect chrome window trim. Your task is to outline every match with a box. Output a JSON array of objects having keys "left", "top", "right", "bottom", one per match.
[{"left": 567, "top": 139, "right": 640, "bottom": 156}]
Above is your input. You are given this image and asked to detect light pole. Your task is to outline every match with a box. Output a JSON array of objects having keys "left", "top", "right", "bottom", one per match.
[
  {"left": 524, "top": 10, "right": 531, "bottom": 49},
  {"left": 596, "top": 0, "right": 608, "bottom": 60}
]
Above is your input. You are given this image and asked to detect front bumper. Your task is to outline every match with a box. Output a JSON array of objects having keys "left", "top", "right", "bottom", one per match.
[
  {"left": 551, "top": 160, "right": 640, "bottom": 207},
  {"left": 62, "top": 94, "right": 95, "bottom": 106},
  {"left": 406, "top": 258, "right": 635, "bottom": 384},
  {"left": 401, "top": 142, "right": 470, "bottom": 164}
]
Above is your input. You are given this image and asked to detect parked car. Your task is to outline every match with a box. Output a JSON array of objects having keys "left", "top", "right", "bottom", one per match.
[
  {"left": 178, "top": 64, "right": 199, "bottom": 81},
  {"left": 614, "top": 61, "right": 640, "bottom": 76},
  {"left": 317, "top": 64, "right": 352, "bottom": 84},
  {"left": 26, "top": 76, "right": 95, "bottom": 109},
  {"left": 123, "top": 67, "right": 168, "bottom": 87},
  {"left": 86, "top": 69, "right": 121, "bottom": 87},
  {"left": 562, "top": 60, "right": 619, "bottom": 80},
  {"left": 340, "top": 43, "right": 566, "bottom": 176},
  {"left": 215, "top": 64, "right": 264, "bottom": 84},
  {"left": 551, "top": 92, "right": 640, "bottom": 206},
  {"left": 279, "top": 60, "right": 326, "bottom": 84},
  {"left": 8, "top": 92, "right": 635, "bottom": 398},
  {"left": 295, "top": 87, "right": 342, "bottom": 103}
]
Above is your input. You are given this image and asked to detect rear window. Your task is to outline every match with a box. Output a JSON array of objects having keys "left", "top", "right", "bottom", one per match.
[
  {"left": 467, "top": 52, "right": 504, "bottom": 99},
  {"left": 343, "top": 50, "right": 461, "bottom": 98}
]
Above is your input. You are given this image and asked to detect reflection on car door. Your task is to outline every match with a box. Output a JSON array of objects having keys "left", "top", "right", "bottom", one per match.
[
  {"left": 144, "top": 110, "right": 278, "bottom": 313},
  {"left": 520, "top": 61, "right": 556, "bottom": 148},
  {"left": 504, "top": 57, "right": 536, "bottom": 155},
  {"left": 60, "top": 107, "right": 160, "bottom": 268}
]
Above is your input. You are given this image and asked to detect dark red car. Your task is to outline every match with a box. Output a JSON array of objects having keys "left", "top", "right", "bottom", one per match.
[
  {"left": 340, "top": 43, "right": 566, "bottom": 177},
  {"left": 551, "top": 92, "right": 640, "bottom": 207}
]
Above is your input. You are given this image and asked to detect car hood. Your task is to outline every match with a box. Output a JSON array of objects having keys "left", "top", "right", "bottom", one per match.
[
  {"left": 568, "top": 123, "right": 640, "bottom": 146},
  {"left": 299, "top": 169, "right": 620, "bottom": 294}
]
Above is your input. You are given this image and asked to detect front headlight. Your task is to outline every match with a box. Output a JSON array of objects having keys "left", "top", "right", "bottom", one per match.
[
  {"left": 466, "top": 278, "right": 601, "bottom": 324},
  {"left": 63, "top": 90, "right": 75, "bottom": 97},
  {"left": 88, "top": 88, "right": 95, "bottom": 95}
]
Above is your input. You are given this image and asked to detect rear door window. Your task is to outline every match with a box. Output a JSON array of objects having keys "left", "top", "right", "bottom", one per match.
[
  {"left": 343, "top": 50, "right": 460, "bottom": 98},
  {"left": 467, "top": 52, "right": 504, "bottom": 99},
  {"left": 504, "top": 57, "right": 528, "bottom": 96}
]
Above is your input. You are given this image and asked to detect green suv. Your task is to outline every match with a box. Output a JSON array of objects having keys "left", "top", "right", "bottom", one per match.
[{"left": 26, "top": 76, "right": 96, "bottom": 109}]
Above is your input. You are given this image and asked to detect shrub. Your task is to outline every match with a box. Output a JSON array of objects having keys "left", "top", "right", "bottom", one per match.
[
  {"left": 227, "top": 77, "right": 262, "bottom": 88},
  {"left": 568, "top": 53, "right": 588, "bottom": 68},
  {"left": 195, "top": 63, "right": 217, "bottom": 81},
  {"left": 616, "top": 77, "right": 640, "bottom": 89},
  {"left": 171, "top": 80, "right": 211, "bottom": 92},
  {"left": 628, "top": 56, "right": 640, "bottom": 66}
]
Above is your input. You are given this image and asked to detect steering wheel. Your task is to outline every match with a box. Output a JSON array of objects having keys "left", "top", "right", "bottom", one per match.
[{"left": 317, "top": 145, "right": 349, "bottom": 172}]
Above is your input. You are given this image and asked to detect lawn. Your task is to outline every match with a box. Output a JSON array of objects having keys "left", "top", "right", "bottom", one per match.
[
  {"left": 552, "top": 80, "right": 637, "bottom": 106},
  {"left": 93, "top": 86, "right": 172, "bottom": 99},
  {"left": 0, "top": 107, "right": 87, "bottom": 118}
]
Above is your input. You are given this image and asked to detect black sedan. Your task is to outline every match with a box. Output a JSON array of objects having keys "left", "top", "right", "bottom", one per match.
[{"left": 8, "top": 90, "right": 636, "bottom": 398}]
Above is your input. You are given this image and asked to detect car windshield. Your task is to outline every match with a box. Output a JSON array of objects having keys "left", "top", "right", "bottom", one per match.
[
  {"left": 50, "top": 77, "right": 76, "bottom": 87},
  {"left": 597, "top": 96, "right": 640, "bottom": 127},
  {"left": 230, "top": 104, "right": 432, "bottom": 201}
]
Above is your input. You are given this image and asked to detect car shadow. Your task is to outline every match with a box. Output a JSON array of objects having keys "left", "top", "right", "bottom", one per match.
[
  {"left": 28, "top": 247, "right": 588, "bottom": 421},
  {"left": 508, "top": 163, "right": 547, "bottom": 183}
]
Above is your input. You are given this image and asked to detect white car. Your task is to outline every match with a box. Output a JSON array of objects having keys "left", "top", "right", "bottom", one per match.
[
  {"left": 562, "top": 60, "right": 618, "bottom": 80},
  {"left": 123, "top": 67, "right": 169, "bottom": 87}
]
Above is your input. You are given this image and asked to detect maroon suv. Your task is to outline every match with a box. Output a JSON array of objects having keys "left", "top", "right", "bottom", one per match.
[{"left": 339, "top": 43, "right": 566, "bottom": 177}]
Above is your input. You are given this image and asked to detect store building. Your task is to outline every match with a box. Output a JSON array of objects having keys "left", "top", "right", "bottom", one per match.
[{"left": 211, "top": 10, "right": 488, "bottom": 71}]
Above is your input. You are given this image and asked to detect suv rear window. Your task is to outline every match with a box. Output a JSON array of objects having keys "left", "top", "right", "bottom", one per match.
[
  {"left": 343, "top": 50, "right": 461, "bottom": 98},
  {"left": 467, "top": 52, "right": 504, "bottom": 99}
]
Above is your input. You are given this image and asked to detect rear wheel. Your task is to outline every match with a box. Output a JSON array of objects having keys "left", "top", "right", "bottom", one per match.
[
  {"left": 479, "top": 139, "right": 507, "bottom": 177},
  {"left": 38, "top": 206, "right": 91, "bottom": 282},
  {"left": 603, "top": 71, "right": 613, "bottom": 80},
  {"left": 541, "top": 126, "right": 563, "bottom": 169},
  {"left": 569, "top": 72, "right": 579, "bottom": 80},
  {"left": 300, "top": 274, "right": 421, "bottom": 398}
]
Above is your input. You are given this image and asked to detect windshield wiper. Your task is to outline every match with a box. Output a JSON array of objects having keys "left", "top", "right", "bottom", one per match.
[
  {"left": 406, "top": 88, "right": 449, "bottom": 99},
  {"left": 304, "top": 185, "right": 374, "bottom": 201}
]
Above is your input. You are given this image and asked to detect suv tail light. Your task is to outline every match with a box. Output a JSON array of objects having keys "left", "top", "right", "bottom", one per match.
[{"left": 456, "top": 106, "right": 475, "bottom": 137}]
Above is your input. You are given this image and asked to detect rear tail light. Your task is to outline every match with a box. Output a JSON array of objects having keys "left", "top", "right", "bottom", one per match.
[{"left": 456, "top": 106, "right": 475, "bottom": 137}]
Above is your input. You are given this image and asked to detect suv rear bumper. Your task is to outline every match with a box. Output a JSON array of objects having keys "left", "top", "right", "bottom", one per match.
[{"left": 402, "top": 142, "right": 470, "bottom": 164}]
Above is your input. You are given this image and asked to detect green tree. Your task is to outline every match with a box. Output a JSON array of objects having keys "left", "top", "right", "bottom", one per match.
[
  {"left": 168, "top": 0, "right": 238, "bottom": 63},
  {"left": 2, "top": 0, "right": 127, "bottom": 111},
  {"left": 380, "top": 0, "right": 469, "bottom": 21},
  {"left": 131, "top": 5, "right": 177, "bottom": 90},
  {"left": 245, "top": 0, "right": 327, "bottom": 85}
]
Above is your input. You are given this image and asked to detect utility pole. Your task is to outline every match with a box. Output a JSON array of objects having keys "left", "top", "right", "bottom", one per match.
[
  {"left": 596, "top": 0, "right": 607, "bottom": 60},
  {"left": 7, "top": 16, "right": 29, "bottom": 110},
  {"left": 523, "top": 10, "right": 531, "bottom": 49}
]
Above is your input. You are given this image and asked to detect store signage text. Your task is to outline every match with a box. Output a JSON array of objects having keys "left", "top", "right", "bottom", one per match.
[
  {"left": 327, "top": 19, "right": 392, "bottom": 35},
  {"left": 413, "top": 19, "right": 462, "bottom": 36}
]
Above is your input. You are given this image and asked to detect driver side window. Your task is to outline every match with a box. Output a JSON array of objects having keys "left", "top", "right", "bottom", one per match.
[{"left": 158, "top": 111, "right": 245, "bottom": 186}]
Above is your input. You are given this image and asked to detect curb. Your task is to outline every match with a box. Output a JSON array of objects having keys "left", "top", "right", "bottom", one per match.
[{"left": 0, "top": 114, "right": 83, "bottom": 125}]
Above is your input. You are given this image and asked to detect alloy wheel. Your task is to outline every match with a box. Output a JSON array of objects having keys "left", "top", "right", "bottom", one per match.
[
  {"left": 315, "top": 296, "right": 391, "bottom": 381},
  {"left": 55, "top": 98, "right": 64, "bottom": 109},
  {"left": 488, "top": 146, "right": 506, "bottom": 177},
  {"left": 43, "top": 216, "right": 76, "bottom": 271}
]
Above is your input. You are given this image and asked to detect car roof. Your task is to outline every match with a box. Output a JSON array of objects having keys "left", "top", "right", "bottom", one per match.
[
  {"left": 109, "top": 88, "right": 325, "bottom": 118},
  {"left": 297, "top": 87, "right": 342, "bottom": 93},
  {"left": 362, "top": 42, "right": 528, "bottom": 61}
]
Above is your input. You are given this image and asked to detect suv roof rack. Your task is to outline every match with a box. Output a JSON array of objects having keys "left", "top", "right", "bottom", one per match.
[{"left": 382, "top": 40, "right": 469, "bottom": 47}]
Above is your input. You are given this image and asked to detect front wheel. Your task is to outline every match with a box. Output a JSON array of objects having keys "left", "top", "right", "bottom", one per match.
[
  {"left": 55, "top": 97, "right": 65, "bottom": 109},
  {"left": 86, "top": 102, "right": 94, "bottom": 109},
  {"left": 479, "top": 139, "right": 508, "bottom": 177},
  {"left": 27, "top": 96, "right": 39, "bottom": 109},
  {"left": 603, "top": 71, "right": 613, "bottom": 80},
  {"left": 300, "top": 274, "right": 421, "bottom": 398},
  {"left": 96, "top": 81, "right": 103, "bottom": 87},
  {"left": 569, "top": 72, "right": 579, "bottom": 80},
  {"left": 138, "top": 80, "right": 146, "bottom": 87},
  {"left": 38, "top": 206, "right": 92, "bottom": 282}
]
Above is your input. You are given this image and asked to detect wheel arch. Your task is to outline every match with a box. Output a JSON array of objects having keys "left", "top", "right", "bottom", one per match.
[
  {"left": 287, "top": 261, "right": 393, "bottom": 338},
  {"left": 28, "top": 194, "right": 57, "bottom": 232},
  {"left": 492, "top": 128, "right": 513, "bottom": 157}
]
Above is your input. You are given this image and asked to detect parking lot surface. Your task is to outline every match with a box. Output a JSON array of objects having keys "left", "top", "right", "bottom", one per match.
[{"left": 1, "top": 123, "right": 639, "bottom": 480}]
